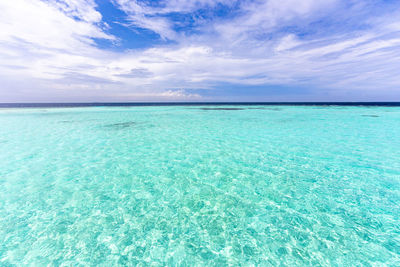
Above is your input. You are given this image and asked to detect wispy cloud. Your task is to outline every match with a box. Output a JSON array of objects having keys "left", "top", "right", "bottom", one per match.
[{"left": 51, "top": 0, "right": 103, "bottom": 23}]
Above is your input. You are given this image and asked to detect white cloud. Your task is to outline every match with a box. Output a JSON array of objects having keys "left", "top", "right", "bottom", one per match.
[{"left": 0, "top": 0, "right": 113, "bottom": 50}]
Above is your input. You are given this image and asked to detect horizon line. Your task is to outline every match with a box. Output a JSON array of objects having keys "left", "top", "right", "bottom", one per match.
[{"left": 1, "top": 101, "right": 400, "bottom": 108}]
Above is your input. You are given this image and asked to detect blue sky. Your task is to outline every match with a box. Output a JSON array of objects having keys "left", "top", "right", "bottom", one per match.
[{"left": 0, "top": 0, "right": 400, "bottom": 102}]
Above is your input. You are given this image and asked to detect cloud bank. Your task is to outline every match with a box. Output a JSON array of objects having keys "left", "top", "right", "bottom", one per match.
[{"left": 0, "top": 0, "right": 400, "bottom": 101}]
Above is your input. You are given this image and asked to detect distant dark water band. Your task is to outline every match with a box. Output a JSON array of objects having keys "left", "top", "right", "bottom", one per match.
[{"left": 1, "top": 102, "right": 400, "bottom": 108}]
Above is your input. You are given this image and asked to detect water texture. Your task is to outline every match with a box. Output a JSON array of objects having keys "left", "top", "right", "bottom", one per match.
[{"left": 0, "top": 105, "right": 399, "bottom": 266}]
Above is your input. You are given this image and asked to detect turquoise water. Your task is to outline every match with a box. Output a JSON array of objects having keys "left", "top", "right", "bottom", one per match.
[{"left": 0, "top": 105, "right": 400, "bottom": 266}]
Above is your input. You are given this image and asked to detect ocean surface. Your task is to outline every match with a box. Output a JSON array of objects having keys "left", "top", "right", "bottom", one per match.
[{"left": 0, "top": 105, "right": 399, "bottom": 266}]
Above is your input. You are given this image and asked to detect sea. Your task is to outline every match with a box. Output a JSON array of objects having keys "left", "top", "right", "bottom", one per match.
[{"left": 0, "top": 103, "right": 399, "bottom": 266}]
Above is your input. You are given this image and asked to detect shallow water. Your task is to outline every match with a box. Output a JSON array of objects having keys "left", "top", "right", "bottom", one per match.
[{"left": 0, "top": 105, "right": 400, "bottom": 266}]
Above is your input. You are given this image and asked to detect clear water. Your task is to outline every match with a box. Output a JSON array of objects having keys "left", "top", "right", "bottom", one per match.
[{"left": 0, "top": 105, "right": 400, "bottom": 266}]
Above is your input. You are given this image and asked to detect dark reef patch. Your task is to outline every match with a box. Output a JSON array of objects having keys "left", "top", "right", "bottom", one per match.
[
  {"left": 362, "top": 115, "right": 379, "bottom": 117},
  {"left": 262, "top": 108, "right": 283, "bottom": 111},
  {"left": 103, "top": 121, "right": 136, "bottom": 129},
  {"left": 36, "top": 112, "right": 68, "bottom": 116},
  {"left": 199, "top": 108, "right": 245, "bottom": 111},
  {"left": 241, "top": 107, "right": 283, "bottom": 110}
]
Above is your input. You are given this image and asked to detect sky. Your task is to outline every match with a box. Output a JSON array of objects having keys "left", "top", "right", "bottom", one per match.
[{"left": 0, "top": 0, "right": 400, "bottom": 102}]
